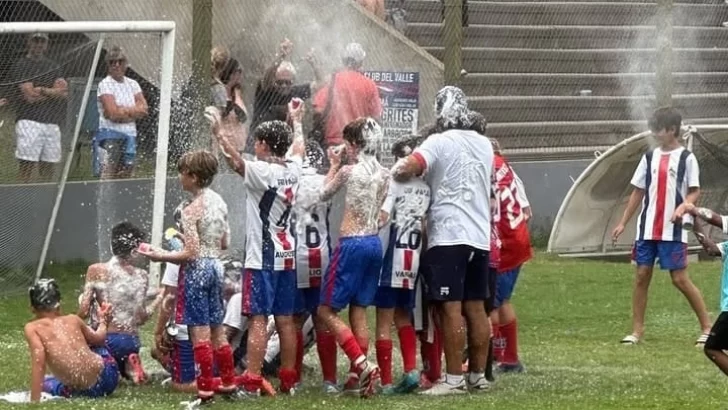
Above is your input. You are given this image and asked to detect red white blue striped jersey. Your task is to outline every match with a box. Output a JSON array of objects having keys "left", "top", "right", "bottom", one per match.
[
  {"left": 293, "top": 173, "right": 331, "bottom": 289},
  {"left": 379, "top": 179, "right": 431, "bottom": 289},
  {"left": 243, "top": 157, "right": 302, "bottom": 270},
  {"left": 630, "top": 146, "right": 699, "bottom": 243}
]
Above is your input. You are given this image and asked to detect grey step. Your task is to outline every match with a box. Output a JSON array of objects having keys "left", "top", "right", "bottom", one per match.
[
  {"left": 408, "top": 24, "right": 728, "bottom": 49},
  {"left": 425, "top": 47, "right": 728, "bottom": 73},
  {"left": 469, "top": 93, "right": 728, "bottom": 123},
  {"left": 405, "top": 1, "right": 728, "bottom": 27},
  {"left": 460, "top": 72, "right": 728, "bottom": 96},
  {"left": 485, "top": 117, "right": 728, "bottom": 149}
]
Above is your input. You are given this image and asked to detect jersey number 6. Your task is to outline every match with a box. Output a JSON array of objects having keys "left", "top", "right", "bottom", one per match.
[{"left": 306, "top": 213, "right": 321, "bottom": 248}]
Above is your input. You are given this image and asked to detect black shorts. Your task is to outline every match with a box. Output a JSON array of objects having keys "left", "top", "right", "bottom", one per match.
[
  {"left": 420, "top": 245, "right": 490, "bottom": 302},
  {"left": 705, "top": 311, "right": 728, "bottom": 350}
]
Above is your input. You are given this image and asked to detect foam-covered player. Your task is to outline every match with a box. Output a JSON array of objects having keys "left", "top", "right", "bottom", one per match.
[
  {"left": 374, "top": 134, "right": 431, "bottom": 395},
  {"left": 683, "top": 203, "right": 728, "bottom": 375},
  {"left": 211, "top": 99, "right": 306, "bottom": 396},
  {"left": 78, "top": 222, "right": 151, "bottom": 384},
  {"left": 316, "top": 117, "right": 389, "bottom": 398},
  {"left": 26, "top": 279, "right": 119, "bottom": 402},
  {"left": 291, "top": 140, "right": 339, "bottom": 393},
  {"left": 139, "top": 150, "right": 240, "bottom": 408},
  {"left": 611, "top": 107, "right": 711, "bottom": 345}
]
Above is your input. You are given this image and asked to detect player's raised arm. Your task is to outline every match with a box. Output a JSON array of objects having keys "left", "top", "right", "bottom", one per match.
[
  {"left": 24, "top": 323, "right": 45, "bottom": 403},
  {"left": 320, "top": 148, "right": 351, "bottom": 202},
  {"left": 77, "top": 264, "right": 104, "bottom": 319},
  {"left": 287, "top": 98, "right": 306, "bottom": 158},
  {"left": 206, "top": 106, "right": 246, "bottom": 177}
]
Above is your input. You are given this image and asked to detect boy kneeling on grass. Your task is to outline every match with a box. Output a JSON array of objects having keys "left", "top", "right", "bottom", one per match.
[
  {"left": 25, "top": 279, "right": 118, "bottom": 402},
  {"left": 684, "top": 203, "right": 728, "bottom": 374}
]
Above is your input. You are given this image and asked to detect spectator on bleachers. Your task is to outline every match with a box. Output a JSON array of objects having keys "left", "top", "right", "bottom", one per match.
[
  {"left": 210, "top": 47, "right": 248, "bottom": 156},
  {"left": 9, "top": 33, "right": 68, "bottom": 183},
  {"left": 248, "top": 39, "right": 322, "bottom": 154},
  {"left": 386, "top": 0, "right": 408, "bottom": 33},
  {"left": 93, "top": 46, "right": 148, "bottom": 179},
  {"left": 311, "top": 43, "right": 382, "bottom": 149}
]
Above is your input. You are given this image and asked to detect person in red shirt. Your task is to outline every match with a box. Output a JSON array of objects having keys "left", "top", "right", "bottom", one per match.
[
  {"left": 490, "top": 138, "right": 532, "bottom": 373},
  {"left": 312, "top": 43, "right": 382, "bottom": 149}
]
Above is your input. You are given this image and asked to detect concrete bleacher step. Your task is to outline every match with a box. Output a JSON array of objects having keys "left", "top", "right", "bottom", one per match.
[
  {"left": 469, "top": 93, "right": 728, "bottom": 123},
  {"left": 487, "top": 117, "right": 728, "bottom": 151},
  {"left": 425, "top": 47, "right": 728, "bottom": 73},
  {"left": 406, "top": 1, "right": 728, "bottom": 27},
  {"left": 408, "top": 24, "right": 728, "bottom": 49},
  {"left": 460, "top": 72, "right": 728, "bottom": 96}
]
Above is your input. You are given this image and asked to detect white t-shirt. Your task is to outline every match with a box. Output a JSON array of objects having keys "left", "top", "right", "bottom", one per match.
[
  {"left": 97, "top": 75, "right": 142, "bottom": 136},
  {"left": 412, "top": 129, "right": 493, "bottom": 250},
  {"left": 630, "top": 146, "right": 699, "bottom": 243},
  {"left": 380, "top": 179, "right": 431, "bottom": 289},
  {"left": 160, "top": 263, "right": 188, "bottom": 341},
  {"left": 244, "top": 158, "right": 302, "bottom": 270}
]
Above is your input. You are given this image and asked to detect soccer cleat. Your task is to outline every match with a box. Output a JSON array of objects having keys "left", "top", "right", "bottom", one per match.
[
  {"left": 418, "top": 380, "right": 467, "bottom": 396},
  {"left": 222, "top": 388, "right": 260, "bottom": 401},
  {"left": 466, "top": 375, "right": 492, "bottom": 392},
  {"left": 127, "top": 353, "right": 147, "bottom": 385},
  {"left": 342, "top": 372, "right": 361, "bottom": 396},
  {"left": 496, "top": 362, "right": 525, "bottom": 374},
  {"left": 393, "top": 370, "right": 420, "bottom": 394},
  {"left": 180, "top": 395, "right": 214, "bottom": 409},
  {"left": 322, "top": 381, "right": 342, "bottom": 395},
  {"left": 357, "top": 361, "right": 381, "bottom": 398},
  {"left": 380, "top": 384, "right": 396, "bottom": 395},
  {"left": 418, "top": 372, "right": 434, "bottom": 391}
]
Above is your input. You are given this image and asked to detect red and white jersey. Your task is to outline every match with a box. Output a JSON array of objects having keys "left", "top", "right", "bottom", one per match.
[
  {"left": 379, "top": 179, "right": 431, "bottom": 289},
  {"left": 631, "top": 146, "right": 699, "bottom": 243},
  {"left": 293, "top": 173, "right": 331, "bottom": 289},
  {"left": 494, "top": 154, "right": 533, "bottom": 272},
  {"left": 243, "top": 157, "right": 302, "bottom": 271}
]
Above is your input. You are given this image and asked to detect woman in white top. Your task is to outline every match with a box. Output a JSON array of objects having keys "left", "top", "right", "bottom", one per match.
[{"left": 94, "top": 46, "right": 148, "bottom": 179}]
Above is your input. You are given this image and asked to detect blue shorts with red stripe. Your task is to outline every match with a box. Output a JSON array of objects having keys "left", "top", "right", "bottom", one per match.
[
  {"left": 242, "top": 269, "right": 297, "bottom": 316},
  {"left": 170, "top": 339, "right": 195, "bottom": 384},
  {"left": 494, "top": 266, "right": 521, "bottom": 308},
  {"left": 632, "top": 240, "right": 687, "bottom": 271},
  {"left": 176, "top": 258, "right": 225, "bottom": 327},
  {"left": 43, "top": 347, "right": 119, "bottom": 398},
  {"left": 105, "top": 333, "right": 140, "bottom": 379},
  {"left": 296, "top": 287, "right": 321, "bottom": 315},
  {"left": 375, "top": 286, "right": 416, "bottom": 310},
  {"left": 321, "top": 235, "right": 383, "bottom": 311}
]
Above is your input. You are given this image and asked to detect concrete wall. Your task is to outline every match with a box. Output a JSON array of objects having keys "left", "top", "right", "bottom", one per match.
[
  {"left": 40, "top": 0, "right": 443, "bottom": 127},
  {"left": 0, "top": 160, "right": 591, "bottom": 266}
]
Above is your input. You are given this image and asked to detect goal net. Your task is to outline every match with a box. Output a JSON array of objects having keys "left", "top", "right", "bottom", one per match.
[{"left": 0, "top": 20, "right": 174, "bottom": 295}]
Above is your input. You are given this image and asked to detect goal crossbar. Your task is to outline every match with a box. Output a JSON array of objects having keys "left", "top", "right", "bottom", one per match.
[{"left": 2, "top": 21, "right": 176, "bottom": 290}]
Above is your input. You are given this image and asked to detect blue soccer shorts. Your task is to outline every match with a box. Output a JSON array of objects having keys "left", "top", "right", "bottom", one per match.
[
  {"left": 632, "top": 240, "right": 687, "bottom": 271},
  {"left": 242, "top": 269, "right": 297, "bottom": 316},
  {"left": 320, "top": 234, "right": 383, "bottom": 311},
  {"left": 176, "top": 258, "right": 225, "bottom": 326}
]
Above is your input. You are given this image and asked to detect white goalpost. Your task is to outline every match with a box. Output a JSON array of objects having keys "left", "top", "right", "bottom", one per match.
[{"left": 0, "top": 21, "right": 175, "bottom": 290}]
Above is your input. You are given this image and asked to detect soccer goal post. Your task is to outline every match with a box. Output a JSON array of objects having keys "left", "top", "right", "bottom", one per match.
[{"left": 0, "top": 21, "right": 175, "bottom": 292}]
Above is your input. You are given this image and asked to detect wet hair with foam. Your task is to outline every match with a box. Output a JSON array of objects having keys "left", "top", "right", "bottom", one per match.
[
  {"left": 391, "top": 134, "right": 423, "bottom": 159},
  {"left": 435, "top": 86, "right": 471, "bottom": 131},
  {"left": 467, "top": 110, "right": 487, "bottom": 135},
  {"left": 304, "top": 140, "right": 325, "bottom": 171},
  {"left": 177, "top": 150, "right": 219, "bottom": 188},
  {"left": 111, "top": 222, "right": 146, "bottom": 257},
  {"left": 29, "top": 279, "right": 61, "bottom": 311},
  {"left": 253, "top": 120, "right": 293, "bottom": 157},
  {"left": 342, "top": 117, "right": 383, "bottom": 156}
]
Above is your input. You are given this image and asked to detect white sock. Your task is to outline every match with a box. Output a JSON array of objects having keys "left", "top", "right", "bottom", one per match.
[
  {"left": 468, "top": 372, "right": 486, "bottom": 384},
  {"left": 354, "top": 355, "right": 367, "bottom": 368},
  {"left": 445, "top": 373, "right": 463, "bottom": 385}
]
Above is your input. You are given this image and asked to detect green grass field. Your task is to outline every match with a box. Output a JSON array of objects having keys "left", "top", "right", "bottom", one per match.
[{"left": 0, "top": 254, "right": 726, "bottom": 409}]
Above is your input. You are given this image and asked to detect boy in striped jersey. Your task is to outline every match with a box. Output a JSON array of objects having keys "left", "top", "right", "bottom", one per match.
[
  {"left": 611, "top": 107, "right": 711, "bottom": 345},
  {"left": 292, "top": 141, "right": 339, "bottom": 393},
  {"left": 212, "top": 99, "right": 306, "bottom": 395},
  {"left": 375, "top": 135, "right": 431, "bottom": 395}
]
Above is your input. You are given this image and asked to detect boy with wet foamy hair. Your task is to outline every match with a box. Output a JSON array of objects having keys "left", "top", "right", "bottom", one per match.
[
  {"left": 139, "top": 150, "right": 240, "bottom": 408},
  {"left": 291, "top": 140, "right": 339, "bottom": 392},
  {"left": 26, "top": 279, "right": 118, "bottom": 402},
  {"left": 211, "top": 101, "right": 306, "bottom": 396},
  {"left": 375, "top": 134, "right": 431, "bottom": 395},
  {"left": 78, "top": 222, "right": 151, "bottom": 385},
  {"left": 316, "top": 117, "right": 389, "bottom": 398}
]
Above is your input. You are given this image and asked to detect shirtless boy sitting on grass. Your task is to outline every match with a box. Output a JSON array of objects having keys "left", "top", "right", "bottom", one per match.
[{"left": 25, "top": 279, "right": 118, "bottom": 402}]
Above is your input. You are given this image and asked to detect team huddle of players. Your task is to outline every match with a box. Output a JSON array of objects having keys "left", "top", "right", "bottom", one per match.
[{"left": 22, "top": 86, "right": 534, "bottom": 408}]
